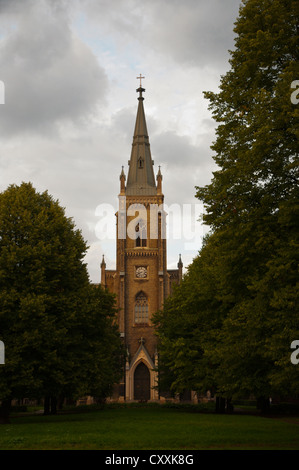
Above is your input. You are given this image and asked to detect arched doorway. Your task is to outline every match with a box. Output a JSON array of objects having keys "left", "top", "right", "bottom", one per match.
[{"left": 134, "top": 362, "right": 150, "bottom": 401}]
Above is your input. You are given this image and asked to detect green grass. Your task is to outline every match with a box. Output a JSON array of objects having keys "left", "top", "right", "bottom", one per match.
[{"left": 0, "top": 404, "right": 299, "bottom": 450}]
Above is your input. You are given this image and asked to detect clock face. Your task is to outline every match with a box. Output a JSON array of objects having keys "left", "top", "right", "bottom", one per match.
[{"left": 136, "top": 266, "right": 147, "bottom": 278}]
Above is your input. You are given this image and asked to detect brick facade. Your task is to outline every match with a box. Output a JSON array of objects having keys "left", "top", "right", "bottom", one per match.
[{"left": 101, "top": 86, "right": 182, "bottom": 401}]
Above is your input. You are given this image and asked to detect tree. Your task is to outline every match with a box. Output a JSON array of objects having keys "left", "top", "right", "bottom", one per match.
[
  {"left": 74, "top": 283, "right": 123, "bottom": 403},
  {"left": 153, "top": 234, "right": 227, "bottom": 399},
  {"left": 195, "top": 0, "right": 299, "bottom": 405},
  {"left": 155, "top": 0, "right": 298, "bottom": 409},
  {"left": 199, "top": 0, "right": 298, "bottom": 232},
  {"left": 0, "top": 182, "right": 122, "bottom": 421}
]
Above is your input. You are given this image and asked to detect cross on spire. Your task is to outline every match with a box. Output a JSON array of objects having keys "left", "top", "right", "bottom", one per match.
[{"left": 137, "top": 74, "right": 145, "bottom": 87}]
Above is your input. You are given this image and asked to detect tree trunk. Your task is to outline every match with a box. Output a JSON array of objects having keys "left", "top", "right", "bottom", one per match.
[
  {"left": 58, "top": 396, "right": 64, "bottom": 410},
  {"left": 257, "top": 396, "right": 270, "bottom": 413},
  {"left": 44, "top": 396, "right": 50, "bottom": 415},
  {"left": 226, "top": 398, "right": 234, "bottom": 414},
  {"left": 0, "top": 399, "right": 11, "bottom": 424},
  {"left": 215, "top": 396, "right": 226, "bottom": 413},
  {"left": 44, "top": 396, "right": 58, "bottom": 415},
  {"left": 50, "top": 396, "right": 57, "bottom": 415}
]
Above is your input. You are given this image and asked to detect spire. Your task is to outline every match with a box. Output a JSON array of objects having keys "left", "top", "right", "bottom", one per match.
[
  {"left": 126, "top": 79, "right": 156, "bottom": 196},
  {"left": 120, "top": 165, "right": 126, "bottom": 179},
  {"left": 100, "top": 255, "right": 106, "bottom": 286},
  {"left": 120, "top": 166, "right": 126, "bottom": 194},
  {"left": 177, "top": 253, "right": 183, "bottom": 268},
  {"left": 177, "top": 254, "right": 183, "bottom": 282}
]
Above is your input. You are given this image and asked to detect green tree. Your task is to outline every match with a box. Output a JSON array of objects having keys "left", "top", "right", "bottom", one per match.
[
  {"left": 74, "top": 283, "right": 123, "bottom": 403},
  {"left": 0, "top": 182, "right": 122, "bottom": 421},
  {"left": 195, "top": 0, "right": 299, "bottom": 406},
  {"left": 155, "top": 0, "right": 298, "bottom": 410},
  {"left": 153, "top": 234, "right": 227, "bottom": 400}
]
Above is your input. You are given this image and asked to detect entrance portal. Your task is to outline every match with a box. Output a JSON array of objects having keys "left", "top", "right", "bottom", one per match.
[{"left": 134, "top": 362, "right": 150, "bottom": 401}]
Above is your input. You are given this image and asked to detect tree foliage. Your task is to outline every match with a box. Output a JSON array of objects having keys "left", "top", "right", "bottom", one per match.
[
  {"left": 154, "top": 0, "right": 299, "bottom": 407},
  {"left": 0, "top": 183, "right": 122, "bottom": 418}
]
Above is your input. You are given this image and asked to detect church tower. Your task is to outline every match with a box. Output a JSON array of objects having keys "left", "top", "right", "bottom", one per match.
[{"left": 101, "top": 79, "right": 182, "bottom": 401}]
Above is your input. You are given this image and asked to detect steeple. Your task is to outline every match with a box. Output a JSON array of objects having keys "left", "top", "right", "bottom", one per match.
[
  {"left": 99, "top": 79, "right": 184, "bottom": 403},
  {"left": 126, "top": 81, "right": 156, "bottom": 196}
]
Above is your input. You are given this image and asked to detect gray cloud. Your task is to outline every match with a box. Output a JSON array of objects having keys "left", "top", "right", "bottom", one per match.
[
  {"left": 0, "top": 0, "right": 242, "bottom": 282},
  {"left": 0, "top": 0, "right": 108, "bottom": 137},
  {"left": 82, "top": 0, "right": 241, "bottom": 68},
  {"left": 142, "top": 0, "right": 241, "bottom": 67}
]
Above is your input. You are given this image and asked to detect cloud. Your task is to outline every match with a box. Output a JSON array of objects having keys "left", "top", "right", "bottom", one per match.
[
  {"left": 0, "top": 0, "right": 108, "bottom": 137},
  {"left": 82, "top": 0, "right": 241, "bottom": 68},
  {"left": 142, "top": 0, "right": 241, "bottom": 68},
  {"left": 0, "top": 0, "right": 242, "bottom": 282}
]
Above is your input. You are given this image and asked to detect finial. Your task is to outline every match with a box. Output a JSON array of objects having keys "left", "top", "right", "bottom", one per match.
[
  {"left": 120, "top": 165, "right": 126, "bottom": 179},
  {"left": 136, "top": 74, "right": 145, "bottom": 100}
]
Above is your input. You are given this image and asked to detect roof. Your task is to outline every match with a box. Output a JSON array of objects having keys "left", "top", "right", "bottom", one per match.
[{"left": 126, "top": 87, "right": 157, "bottom": 196}]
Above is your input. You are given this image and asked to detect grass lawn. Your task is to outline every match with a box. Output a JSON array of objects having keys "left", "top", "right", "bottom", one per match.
[{"left": 0, "top": 404, "right": 298, "bottom": 450}]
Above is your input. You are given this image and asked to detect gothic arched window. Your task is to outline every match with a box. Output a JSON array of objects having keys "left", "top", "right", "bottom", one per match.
[
  {"left": 138, "top": 156, "right": 144, "bottom": 168},
  {"left": 135, "top": 220, "right": 147, "bottom": 247},
  {"left": 134, "top": 291, "right": 149, "bottom": 324}
]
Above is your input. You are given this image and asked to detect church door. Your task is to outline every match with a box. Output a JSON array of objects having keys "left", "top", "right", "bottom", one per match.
[{"left": 134, "top": 362, "right": 150, "bottom": 401}]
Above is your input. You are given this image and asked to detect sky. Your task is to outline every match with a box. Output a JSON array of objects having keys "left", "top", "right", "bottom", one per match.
[{"left": 0, "top": 0, "right": 242, "bottom": 283}]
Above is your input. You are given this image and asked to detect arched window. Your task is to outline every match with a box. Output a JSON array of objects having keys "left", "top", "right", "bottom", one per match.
[
  {"left": 134, "top": 292, "right": 149, "bottom": 324},
  {"left": 135, "top": 220, "right": 147, "bottom": 247},
  {"left": 138, "top": 156, "right": 144, "bottom": 168}
]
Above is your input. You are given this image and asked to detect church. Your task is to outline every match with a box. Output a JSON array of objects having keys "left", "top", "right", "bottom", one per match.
[{"left": 101, "top": 79, "right": 183, "bottom": 402}]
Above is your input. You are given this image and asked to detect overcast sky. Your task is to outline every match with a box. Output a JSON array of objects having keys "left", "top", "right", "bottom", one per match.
[{"left": 0, "top": 0, "right": 242, "bottom": 283}]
